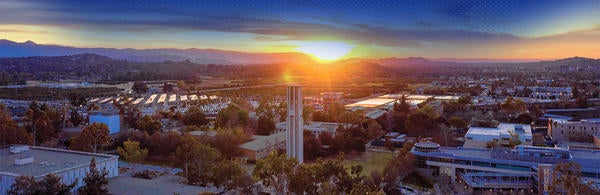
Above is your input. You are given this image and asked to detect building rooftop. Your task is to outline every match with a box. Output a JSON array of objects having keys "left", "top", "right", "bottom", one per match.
[
  {"left": 89, "top": 110, "right": 119, "bottom": 116},
  {"left": 344, "top": 98, "right": 395, "bottom": 108},
  {"left": 239, "top": 132, "right": 286, "bottom": 151},
  {"left": 465, "top": 123, "right": 532, "bottom": 142},
  {"left": 0, "top": 146, "right": 117, "bottom": 177}
]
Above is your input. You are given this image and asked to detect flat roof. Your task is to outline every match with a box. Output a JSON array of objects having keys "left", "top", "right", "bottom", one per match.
[
  {"left": 465, "top": 123, "right": 532, "bottom": 142},
  {"left": 345, "top": 98, "right": 395, "bottom": 108},
  {"left": 90, "top": 110, "right": 119, "bottom": 116},
  {"left": 0, "top": 146, "right": 117, "bottom": 177},
  {"left": 240, "top": 132, "right": 286, "bottom": 151}
]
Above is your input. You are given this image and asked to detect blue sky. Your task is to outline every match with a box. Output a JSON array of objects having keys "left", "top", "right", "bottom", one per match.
[{"left": 1, "top": 0, "right": 599, "bottom": 59}]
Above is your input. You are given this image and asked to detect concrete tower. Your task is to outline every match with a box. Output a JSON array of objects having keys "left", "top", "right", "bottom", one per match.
[{"left": 286, "top": 84, "right": 303, "bottom": 163}]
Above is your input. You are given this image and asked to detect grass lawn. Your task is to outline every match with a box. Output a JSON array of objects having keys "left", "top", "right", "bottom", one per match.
[{"left": 342, "top": 151, "right": 395, "bottom": 176}]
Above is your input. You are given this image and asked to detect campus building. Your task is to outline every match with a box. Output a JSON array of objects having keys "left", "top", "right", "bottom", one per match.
[
  {"left": 89, "top": 110, "right": 120, "bottom": 134},
  {"left": 0, "top": 145, "right": 119, "bottom": 194},
  {"left": 239, "top": 132, "right": 286, "bottom": 162},
  {"left": 548, "top": 118, "right": 600, "bottom": 143},
  {"left": 528, "top": 86, "right": 572, "bottom": 99},
  {"left": 275, "top": 121, "right": 352, "bottom": 138},
  {"left": 411, "top": 142, "right": 600, "bottom": 194},
  {"left": 464, "top": 123, "right": 533, "bottom": 148}
]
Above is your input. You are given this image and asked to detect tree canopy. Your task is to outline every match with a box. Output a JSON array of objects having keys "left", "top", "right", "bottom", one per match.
[{"left": 70, "top": 122, "right": 111, "bottom": 153}]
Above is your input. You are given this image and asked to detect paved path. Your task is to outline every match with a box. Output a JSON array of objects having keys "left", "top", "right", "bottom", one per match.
[{"left": 108, "top": 175, "right": 222, "bottom": 195}]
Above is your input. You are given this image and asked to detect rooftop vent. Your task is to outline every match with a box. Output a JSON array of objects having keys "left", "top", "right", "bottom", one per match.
[
  {"left": 14, "top": 156, "right": 34, "bottom": 165},
  {"left": 514, "top": 125, "right": 524, "bottom": 132},
  {"left": 10, "top": 145, "right": 29, "bottom": 154}
]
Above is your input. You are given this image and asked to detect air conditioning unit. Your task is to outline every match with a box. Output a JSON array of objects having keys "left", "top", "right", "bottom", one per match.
[
  {"left": 10, "top": 145, "right": 29, "bottom": 154},
  {"left": 15, "top": 156, "right": 34, "bottom": 165}
]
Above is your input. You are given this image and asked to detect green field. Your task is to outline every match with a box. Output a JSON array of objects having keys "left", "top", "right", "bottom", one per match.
[{"left": 342, "top": 151, "right": 395, "bottom": 176}]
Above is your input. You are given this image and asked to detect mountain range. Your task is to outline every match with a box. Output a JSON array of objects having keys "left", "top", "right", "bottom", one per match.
[
  {"left": 1, "top": 39, "right": 598, "bottom": 66},
  {"left": 0, "top": 39, "right": 315, "bottom": 65}
]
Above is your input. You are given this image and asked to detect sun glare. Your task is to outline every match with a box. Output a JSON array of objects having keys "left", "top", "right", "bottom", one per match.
[{"left": 295, "top": 41, "right": 353, "bottom": 62}]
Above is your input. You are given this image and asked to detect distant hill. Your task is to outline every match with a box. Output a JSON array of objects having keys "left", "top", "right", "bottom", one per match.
[
  {"left": 2, "top": 39, "right": 599, "bottom": 67},
  {"left": 0, "top": 39, "right": 314, "bottom": 65}
]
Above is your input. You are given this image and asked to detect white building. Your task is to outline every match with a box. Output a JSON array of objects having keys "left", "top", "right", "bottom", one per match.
[
  {"left": 286, "top": 85, "right": 303, "bottom": 163},
  {"left": 276, "top": 121, "right": 352, "bottom": 138},
  {"left": 239, "top": 132, "right": 286, "bottom": 162},
  {"left": 528, "top": 86, "right": 572, "bottom": 99},
  {"left": 549, "top": 118, "right": 600, "bottom": 143},
  {"left": 0, "top": 146, "right": 119, "bottom": 193},
  {"left": 464, "top": 123, "right": 533, "bottom": 148}
]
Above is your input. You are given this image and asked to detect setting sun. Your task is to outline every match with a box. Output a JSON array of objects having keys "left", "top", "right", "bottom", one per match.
[{"left": 295, "top": 41, "right": 354, "bottom": 62}]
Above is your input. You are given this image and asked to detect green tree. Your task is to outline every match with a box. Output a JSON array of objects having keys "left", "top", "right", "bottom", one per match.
[
  {"left": 255, "top": 97, "right": 274, "bottom": 119},
  {"left": 175, "top": 136, "right": 221, "bottom": 185},
  {"left": 212, "top": 127, "right": 250, "bottom": 159},
  {"left": 231, "top": 175, "right": 257, "bottom": 194},
  {"left": 303, "top": 130, "right": 322, "bottom": 161},
  {"left": 457, "top": 95, "right": 472, "bottom": 110},
  {"left": 406, "top": 112, "right": 437, "bottom": 137},
  {"left": 508, "top": 132, "right": 522, "bottom": 148},
  {"left": 486, "top": 140, "right": 498, "bottom": 148},
  {"left": 69, "top": 109, "right": 83, "bottom": 127},
  {"left": 211, "top": 160, "right": 244, "bottom": 189},
  {"left": 1, "top": 104, "right": 32, "bottom": 145},
  {"left": 137, "top": 115, "right": 162, "bottom": 135},
  {"left": 252, "top": 152, "right": 298, "bottom": 193},
  {"left": 181, "top": 107, "right": 209, "bottom": 127},
  {"left": 215, "top": 104, "right": 248, "bottom": 129},
  {"left": 132, "top": 81, "right": 148, "bottom": 94},
  {"left": 117, "top": 140, "right": 148, "bottom": 163},
  {"left": 448, "top": 116, "right": 468, "bottom": 129},
  {"left": 70, "top": 122, "right": 111, "bottom": 153},
  {"left": 275, "top": 102, "right": 287, "bottom": 122},
  {"left": 551, "top": 162, "right": 583, "bottom": 195},
  {"left": 501, "top": 97, "right": 526, "bottom": 114},
  {"left": 393, "top": 95, "right": 410, "bottom": 113},
  {"left": 383, "top": 143, "right": 415, "bottom": 192},
  {"left": 68, "top": 92, "right": 87, "bottom": 107},
  {"left": 80, "top": 158, "right": 109, "bottom": 194},
  {"left": 25, "top": 102, "right": 59, "bottom": 146},
  {"left": 9, "top": 174, "right": 77, "bottom": 195},
  {"left": 256, "top": 115, "right": 275, "bottom": 135},
  {"left": 302, "top": 105, "right": 313, "bottom": 122},
  {"left": 289, "top": 163, "right": 319, "bottom": 194}
]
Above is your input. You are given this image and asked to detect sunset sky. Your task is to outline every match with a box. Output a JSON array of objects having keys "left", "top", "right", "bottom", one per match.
[{"left": 1, "top": 0, "right": 599, "bottom": 60}]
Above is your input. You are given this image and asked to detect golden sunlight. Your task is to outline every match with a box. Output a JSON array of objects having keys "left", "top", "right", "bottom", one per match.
[{"left": 295, "top": 41, "right": 353, "bottom": 62}]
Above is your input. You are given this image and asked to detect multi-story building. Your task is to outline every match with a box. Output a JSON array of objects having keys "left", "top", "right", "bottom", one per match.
[
  {"left": 0, "top": 145, "right": 119, "bottom": 194},
  {"left": 411, "top": 142, "right": 600, "bottom": 194},
  {"left": 528, "top": 86, "right": 572, "bottom": 99},
  {"left": 549, "top": 118, "right": 600, "bottom": 143}
]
